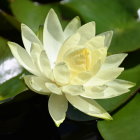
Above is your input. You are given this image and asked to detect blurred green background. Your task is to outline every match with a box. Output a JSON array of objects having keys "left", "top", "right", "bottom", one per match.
[{"left": 0, "top": 0, "right": 140, "bottom": 139}]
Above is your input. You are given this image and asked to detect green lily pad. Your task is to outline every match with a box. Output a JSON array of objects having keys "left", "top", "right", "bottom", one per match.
[
  {"left": 10, "top": 0, "right": 68, "bottom": 32},
  {"left": 0, "top": 74, "right": 27, "bottom": 102},
  {"left": 0, "top": 10, "right": 21, "bottom": 41},
  {"left": 98, "top": 93, "right": 140, "bottom": 140},
  {"left": 119, "top": 0, "right": 140, "bottom": 15},
  {"left": 0, "top": 37, "right": 27, "bottom": 102},
  {"left": 0, "top": 10, "right": 19, "bottom": 31},
  {"left": 0, "top": 10, "right": 20, "bottom": 30},
  {"left": 109, "top": 22, "right": 140, "bottom": 53},
  {"left": 61, "top": 0, "right": 133, "bottom": 29}
]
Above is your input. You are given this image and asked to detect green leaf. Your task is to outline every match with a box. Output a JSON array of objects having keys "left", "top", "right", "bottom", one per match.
[
  {"left": 10, "top": 0, "right": 68, "bottom": 32},
  {"left": 109, "top": 22, "right": 140, "bottom": 53},
  {"left": 0, "top": 10, "right": 20, "bottom": 41},
  {"left": 98, "top": 93, "right": 140, "bottom": 140},
  {"left": 0, "top": 37, "right": 27, "bottom": 102},
  {"left": 61, "top": 0, "right": 133, "bottom": 29},
  {"left": 0, "top": 74, "right": 27, "bottom": 102},
  {"left": 118, "top": 0, "right": 140, "bottom": 15},
  {"left": 0, "top": 10, "right": 20, "bottom": 30},
  {"left": 0, "top": 10, "right": 19, "bottom": 31},
  {"left": 62, "top": 0, "right": 140, "bottom": 53}
]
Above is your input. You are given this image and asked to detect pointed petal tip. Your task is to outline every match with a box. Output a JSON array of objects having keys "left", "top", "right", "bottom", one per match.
[
  {"left": 128, "top": 81, "right": 136, "bottom": 88},
  {"left": 56, "top": 123, "right": 60, "bottom": 127},
  {"left": 21, "top": 23, "right": 33, "bottom": 33},
  {"left": 89, "top": 112, "right": 113, "bottom": 121},
  {"left": 48, "top": 94, "right": 67, "bottom": 127},
  {"left": 48, "top": 8, "right": 56, "bottom": 14},
  {"left": 122, "top": 53, "right": 128, "bottom": 57},
  {"left": 8, "top": 41, "right": 17, "bottom": 49},
  {"left": 83, "top": 21, "right": 96, "bottom": 27},
  {"left": 21, "top": 23, "right": 25, "bottom": 27},
  {"left": 55, "top": 119, "right": 64, "bottom": 127},
  {"left": 8, "top": 41, "right": 14, "bottom": 44},
  {"left": 109, "top": 30, "right": 114, "bottom": 34},
  {"left": 103, "top": 113, "right": 113, "bottom": 120},
  {"left": 104, "top": 30, "right": 114, "bottom": 38},
  {"left": 75, "top": 16, "right": 80, "bottom": 21},
  {"left": 71, "top": 16, "right": 81, "bottom": 24},
  {"left": 106, "top": 30, "right": 114, "bottom": 36},
  {"left": 115, "top": 53, "right": 128, "bottom": 58},
  {"left": 21, "top": 23, "right": 27, "bottom": 29},
  {"left": 91, "top": 21, "right": 96, "bottom": 25},
  {"left": 132, "top": 82, "right": 136, "bottom": 86},
  {"left": 105, "top": 30, "right": 113, "bottom": 35},
  {"left": 94, "top": 111, "right": 113, "bottom": 121},
  {"left": 7, "top": 41, "right": 13, "bottom": 46}
]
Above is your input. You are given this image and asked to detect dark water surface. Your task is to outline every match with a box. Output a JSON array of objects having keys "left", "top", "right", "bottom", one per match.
[{"left": 0, "top": 94, "right": 103, "bottom": 140}]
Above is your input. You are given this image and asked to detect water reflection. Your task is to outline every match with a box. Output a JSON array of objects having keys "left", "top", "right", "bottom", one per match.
[
  {"left": 0, "top": 58, "right": 22, "bottom": 84},
  {"left": 137, "top": 8, "right": 140, "bottom": 21}
]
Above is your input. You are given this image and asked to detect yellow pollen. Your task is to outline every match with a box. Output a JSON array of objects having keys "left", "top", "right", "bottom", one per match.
[
  {"left": 82, "top": 48, "right": 90, "bottom": 70},
  {"left": 64, "top": 47, "right": 91, "bottom": 72}
]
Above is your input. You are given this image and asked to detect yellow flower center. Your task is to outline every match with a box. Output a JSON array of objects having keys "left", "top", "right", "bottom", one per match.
[
  {"left": 82, "top": 48, "right": 90, "bottom": 70},
  {"left": 64, "top": 48, "right": 91, "bottom": 72}
]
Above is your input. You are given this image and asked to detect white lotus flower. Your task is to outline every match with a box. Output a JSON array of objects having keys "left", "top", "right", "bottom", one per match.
[{"left": 8, "top": 9, "right": 135, "bottom": 126}]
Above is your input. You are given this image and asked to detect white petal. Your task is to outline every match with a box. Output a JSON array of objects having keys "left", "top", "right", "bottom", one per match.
[
  {"left": 85, "top": 36, "right": 105, "bottom": 50},
  {"left": 85, "top": 54, "right": 127, "bottom": 86},
  {"left": 103, "top": 79, "right": 135, "bottom": 98},
  {"left": 21, "top": 24, "right": 42, "bottom": 54},
  {"left": 45, "top": 82, "right": 62, "bottom": 95},
  {"left": 84, "top": 79, "right": 135, "bottom": 99},
  {"left": 39, "top": 50, "right": 53, "bottom": 80},
  {"left": 43, "top": 9, "right": 64, "bottom": 67},
  {"left": 77, "top": 22, "right": 95, "bottom": 44},
  {"left": 89, "top": 48, "right": 107, "bottom": 70},
  {"left": 62, "top": 85, "right": 84, "bottom": 95},
  {"left": 137, "top": 9, "right": 140, "bottom": 21},
  {"left": 24, "top": 75, "right": 50, "bottom": 95},
  {"left": 30, "top": 44, "right": 53, "bottom": 80},
  {"left": 71, "top": 71, "right": 93, "bottom": 85},
  {"left": 82, "top": 86, "right": 106, "bottom": 99},
  {"left": 44, "top": 9, "right": 64, "bottom": 42},
  {"left": 48, "top": 94, "right": 68, "bottom": 127},
  {"left": 85, "top": 68, "right": 124, "bottom": 86},
  {"left": 64, "top": 16, "right": 81, "bottom": 39},
  {"left": 102, "top": 53, "right": 127, "bottom": 69},
  {"left": 57, "top": 33, "right": 80, "bottom": 62},
  {"left": 65, "top": 94, "right": 112, "bottom": 120},
  {"left": 62, "top": 33, "right": 80, "bottom": 47},
  {"left": 89, "top": 59, "right": 102, "bottom": 75},
  {"left": 8, "top": 42, "right": 39, "bottom": 76},
  {"left": 53, "top": 62, "right": 70, "bottom": 85},
  {"left": 30, "top": 43, "right": 42, "bottom": 72},
  {"left": 98, "top": 31, "right": 113, "bottom": 48}
]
